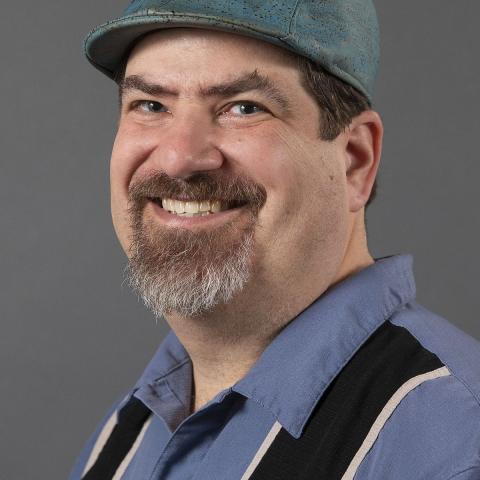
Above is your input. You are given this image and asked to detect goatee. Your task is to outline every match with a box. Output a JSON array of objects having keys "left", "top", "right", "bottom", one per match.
[{"left": 125, "top": 171, "right": 267, "bottom": 318}]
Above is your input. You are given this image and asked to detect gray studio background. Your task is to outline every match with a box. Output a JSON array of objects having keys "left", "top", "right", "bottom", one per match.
[{"left": 1, "top": 2, "right": 478, "bottom": 479}]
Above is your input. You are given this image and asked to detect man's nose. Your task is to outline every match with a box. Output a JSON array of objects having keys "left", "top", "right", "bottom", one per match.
[{"left": 147, "top": 115, "right": 224, "bottom": 179}]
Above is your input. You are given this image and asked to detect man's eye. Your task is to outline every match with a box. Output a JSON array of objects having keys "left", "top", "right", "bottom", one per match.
[
  {"left": 228, "top": 102, "right": 266, "bottom": 116},
  {"left": 135, "top": 100, "right": 167, "bottom": 113}
]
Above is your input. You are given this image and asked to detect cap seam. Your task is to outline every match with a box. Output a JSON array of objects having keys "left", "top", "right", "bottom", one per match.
[{"left": 285, "top": 0, "right": 302, "bottom": 38}]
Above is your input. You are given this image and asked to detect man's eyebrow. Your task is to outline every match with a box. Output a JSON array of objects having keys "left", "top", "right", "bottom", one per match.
[
  {"left": 119, "top": 70, "right": 291, "bottom": 112},
  {"left": 200, "top": 70, "right": 291, "bottom": 111},
  {"left": 119, "top": 75, "right": 177, "bottom": 98}
]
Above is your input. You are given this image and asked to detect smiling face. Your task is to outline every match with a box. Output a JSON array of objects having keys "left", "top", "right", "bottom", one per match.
[{"left": 111, "top": 28, "right": 356, "bottom": 318}]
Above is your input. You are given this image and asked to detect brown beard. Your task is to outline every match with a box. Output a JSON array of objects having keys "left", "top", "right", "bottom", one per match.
[{"left": 125, "top": 171, "right": 267, "bottom": 318}]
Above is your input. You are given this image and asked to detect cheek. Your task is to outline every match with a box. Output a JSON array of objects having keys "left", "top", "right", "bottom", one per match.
[
  {"left": 222, "top": 126, "right": 308, "bottom": 197},
  {"left": 110, "top": 123, "right": 158, "bottom": 195},
  {"left": 110, "top": 122, "right": 164, "bottom": 203},
  {"left": 237, "top": 126, "right": 348, "bottom": 259},
  {"left": 110, "top": 123, "right": 156, "bottom": 253},
  {"left": 227, "top": 125, "right": 345, "bottom": 219}
]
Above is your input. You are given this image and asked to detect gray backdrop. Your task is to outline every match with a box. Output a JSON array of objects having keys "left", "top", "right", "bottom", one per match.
[{"left": 1, "top": 2, "right": 479, "bottom": 479}]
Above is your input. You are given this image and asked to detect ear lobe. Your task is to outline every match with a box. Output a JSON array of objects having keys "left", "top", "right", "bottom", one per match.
[{"left": 344, "top": 110, "right": 383, "bottom": 212}]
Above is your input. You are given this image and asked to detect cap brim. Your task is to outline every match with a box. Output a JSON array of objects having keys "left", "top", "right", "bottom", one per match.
[{"left": 84, "top": 13, "right": 292, "bottom": 80}]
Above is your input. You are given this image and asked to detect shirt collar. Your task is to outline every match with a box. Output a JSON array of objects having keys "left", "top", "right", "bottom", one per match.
[
  {"left": 233, "top": 253, "right": 416, "bottom": 438},
  {"left": 134, "top": 254, "right": 416, "bottom": 438},
  {"left": 133, "top": 330, "right": 192, "bottom": 431}
]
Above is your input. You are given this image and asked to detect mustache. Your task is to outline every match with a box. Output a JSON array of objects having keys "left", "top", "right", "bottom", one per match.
[{"left": 128, "top": 171, "right": 267, "bottom": 210}]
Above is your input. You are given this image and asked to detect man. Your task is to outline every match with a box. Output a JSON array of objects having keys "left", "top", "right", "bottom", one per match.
[{"left": 71, "top": 1, "right": 480, "bottom": 479}]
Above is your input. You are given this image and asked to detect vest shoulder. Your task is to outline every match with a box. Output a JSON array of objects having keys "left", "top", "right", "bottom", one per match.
[{"left": 390, "top": 301, "right": 480, "bottom": 406}]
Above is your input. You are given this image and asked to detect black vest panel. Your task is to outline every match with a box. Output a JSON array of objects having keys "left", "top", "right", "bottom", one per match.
[{"left": 249, "top": 322, "right": 444, "bottom": 480}]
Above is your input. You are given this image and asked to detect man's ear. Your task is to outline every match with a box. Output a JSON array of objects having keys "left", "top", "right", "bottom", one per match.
[{"left": 343, "top": 110, "right": 383, "bottom": 212}]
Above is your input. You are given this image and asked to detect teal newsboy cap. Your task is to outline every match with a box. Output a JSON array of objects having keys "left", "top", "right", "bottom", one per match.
[{"left": 84, "top": 0, "right": 380, "bottom": 101}]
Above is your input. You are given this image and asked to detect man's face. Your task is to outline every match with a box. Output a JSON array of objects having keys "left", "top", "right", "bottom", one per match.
[{"left": 111, "top": 29, "right": 351, "bottom": 318}]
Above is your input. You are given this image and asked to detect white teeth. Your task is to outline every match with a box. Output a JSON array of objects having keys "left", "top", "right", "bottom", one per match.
[
  {"left": 174, "top": 200, "right": 186, "bottom": 214},
  {"left": 161, "top": 198, "right": 227, "bottom": 215},
  {"left": 210, "top": 200, "right": 221, "bottom": 213},
  {"left": 185, "top": 201, "right": 197, "bottom": 214},
  {"left": 199, "top": 201, "right": 210, "bottom": 212}
]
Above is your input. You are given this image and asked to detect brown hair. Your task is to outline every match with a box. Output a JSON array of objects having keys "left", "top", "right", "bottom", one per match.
[{"left": 297, "top": 57, "right": 377, "bottom": 208}]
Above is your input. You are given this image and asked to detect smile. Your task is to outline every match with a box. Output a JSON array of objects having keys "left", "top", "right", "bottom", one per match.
[
  {"left": 149, "top": 198, "right": 246, "bottom": 217},
  {"left": 147, "top": 197, "right": 248, "bottom": 227}
]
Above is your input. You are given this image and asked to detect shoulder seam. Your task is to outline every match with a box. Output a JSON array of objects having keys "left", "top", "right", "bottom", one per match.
[
  {"left": 389, "top": 314, "right": 480, "bottom": 409},
  {"left": 444, "top": 367, "right": 480, "bottom": 409},
  {"left": 445, "top": 465, "right": 480, "bottom": 480}
]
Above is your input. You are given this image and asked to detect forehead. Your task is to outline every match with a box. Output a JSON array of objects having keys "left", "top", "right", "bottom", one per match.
[{"left": 124, "top": 28, "right": 303, "bottom": 91}]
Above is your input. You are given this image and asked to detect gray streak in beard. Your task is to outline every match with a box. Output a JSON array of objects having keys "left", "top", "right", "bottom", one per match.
[{"left": 124, "top": 171, "right": 266, "bottom": 318}]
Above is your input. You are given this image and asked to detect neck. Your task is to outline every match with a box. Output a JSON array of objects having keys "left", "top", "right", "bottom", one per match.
[
  {"left": 166, "top": 283, "right": 290, "bottom": 411},
  {"left": 165, "top": 212, "right": 373, "bottom": 412}
]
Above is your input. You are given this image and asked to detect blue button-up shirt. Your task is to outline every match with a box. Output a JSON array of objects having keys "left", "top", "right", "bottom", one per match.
[{"left": 70, "top": 254, "right": 480, "bottom": 479}]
